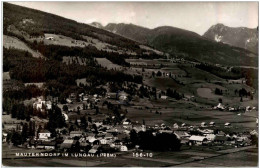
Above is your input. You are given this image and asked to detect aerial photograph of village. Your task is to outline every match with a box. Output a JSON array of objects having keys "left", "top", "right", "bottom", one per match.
[{"left": 1, "top": 1, "right": 259, "bottom": 167}]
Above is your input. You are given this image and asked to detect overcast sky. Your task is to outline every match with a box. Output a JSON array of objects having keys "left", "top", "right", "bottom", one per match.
[{"left": 10, "top": 1, "right": 258, "bottom": 35}]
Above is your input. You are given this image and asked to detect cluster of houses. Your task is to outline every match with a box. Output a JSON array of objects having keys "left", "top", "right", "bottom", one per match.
[
  {"left": 11, "top": 117, "right": 145, "bottom": 154},
  {"left": 26, "top": 128, "right": 130, "bottom": 154},
  {"left": 3, "top": 91, "right": 258, "bottom": 154},
  {"left": 4, "top": 115, "right": 257, "bottom": 154},
  {"left": 172, "top": 122, "right": 257, "bottom": 147},
  {"left": 213, "top": 102, "right": 257, "bottom": 113}
]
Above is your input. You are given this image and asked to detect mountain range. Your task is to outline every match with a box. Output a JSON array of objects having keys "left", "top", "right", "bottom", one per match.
[
  {"left": 2, "top": 2, "right": 258, "bottom": 67},
  {"left": 90, "top": 22, "right": 258, "bottom": 67},
  {"left": 203, "top": 23, "right": 258, "bottom": 53}
]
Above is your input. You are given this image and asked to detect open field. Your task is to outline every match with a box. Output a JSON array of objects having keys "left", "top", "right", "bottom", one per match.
[
  {"left": 30, "top": 33, "right": 137, "bottom": 55},
  {"left": 144, "top": 77, "right": 182, "bottom": 91},
  {"left": 3, "top": 35, "right": 43, "bottom": 58},
  {"left": 139, "top": 45, "right": 164, "bottom": 55},
  {"left": 96, "top": 58, "right": 123, "bottom": 70},
  {"left": 197, "top": 88, "right": 222, "bottom": 99},
  {"left": 116, "top": 97, "right": 258, "bottom": 132}
]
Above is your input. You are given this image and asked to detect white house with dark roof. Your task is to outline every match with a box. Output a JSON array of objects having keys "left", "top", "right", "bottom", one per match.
[
  {"left": 38, "top": 130, "right": 51, "bottom": 140},
  {"left": 189, "top": 135, "right": 208, "bottom": 145}
]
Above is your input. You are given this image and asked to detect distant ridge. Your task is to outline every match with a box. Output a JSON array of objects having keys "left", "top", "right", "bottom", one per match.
[
  {"left": 203, "top": 23, "right": 258, "bottom": 53},
  {"left": 103, "top": 23, "right": 257, "bottom": 66}
]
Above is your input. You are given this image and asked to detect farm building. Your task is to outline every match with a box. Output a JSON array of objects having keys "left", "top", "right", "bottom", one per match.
[
  {"left": 120, "top": 145, "right": 128, "bottom": 151},
  {"left": 100, "top": 139, "right": 108, "bottom": 145},
  {"left": 70, "top": 131, "right": 82, "bottom": 138},
  {"left": 118, "top": 91, "right": 129, "bottom": 101},
  {"left": 161, "top": 95, "right": 168, "bottom": 100},
  {"left": 46, "top": 36, "right": 54, "bottom": 40},
  {"left": 209, "top": 122, "right": 215, "bottom": 126},
  {"left": 87, "top": 136, "right": 97, "bottom": 144},
  {"left": 66, "top": 98, "right": 73, "bottom": 104},
  {"left": 122, "top": 118, "right": 131, "bottom": 125},
  {"left": 173, "top": 123, "right": 179, "bottom": 129},
  {"left": 215, "top": 103, "right": 225, "bottom": 110},
  {"left": 201, "top": 122, "right": 207, "bottom": 127},
  {"left": 189, "top": 136, "right": 208, "bottom": 145},
  {"left": 38, "top": 130, "right": 51, "bottom": 140},
  {"left": 206, "top": 134, "right": 216, "bottom": 141},
  {"left": 224, "top": 122, "right": 231, "bottom": 127},
  {"left": 199, "top": 129, "right": 214, "bottom": 134}
]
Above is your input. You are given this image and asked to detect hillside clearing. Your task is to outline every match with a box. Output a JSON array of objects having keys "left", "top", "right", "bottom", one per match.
[
  {"left": 96, "top": 58, "right": 123, "bottom": 70},
  {"left": 197, "top": 88, "right": 222, "bottom": 99},
  {"left": 3, "top": 35, "right": 43, "bottom": 58}
]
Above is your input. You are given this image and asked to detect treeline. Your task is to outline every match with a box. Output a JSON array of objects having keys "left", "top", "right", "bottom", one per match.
[
  {"left": 47, "top": 104, "right": 67, "bottom": 137},
  {"left": 3, "top": 85, "right": 48, "bottom": 120},
  {"left": 3, "top": 47, "right": 143, "bottom": 110},
  {"left": 231, "top": 67, "right": 258, "bottom": 89},
  {"left": 166, "top": 88, "right": 183, "bottom": 100},
  {"left": 195, "top": 63, "right": 258, "bottom": 89},
  {"left": 7, "top": 102, "right": 32, "bottom": 121},
  {"left": 195, "top": 63, "right": 243, "bottom": 79},
  {"left": 3, "top": 85, "right": 47, "bottom": 102},
  {"left": 4, "top": 48, "right": 142, "bottom": 84},
  {"left": 215, "top": 88, "right": 223, "bottom": 95},
  {"left": 105, "top": 52, "right": 130, "bottom": 67},
  {"left": 3, "top": 47, "right": 35, "bottom": 72},
  {"left": 130, "top": 53, "right": 164, "bottom": 59},
  {"left": 10, "top": 59, "right": 142, "bottom": 84},
  {"left": 130, "top": 130, "right": 181, "bottom": 151},
  {"left": 6, "top": 104, "right": 66, "bottom": 146}
]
